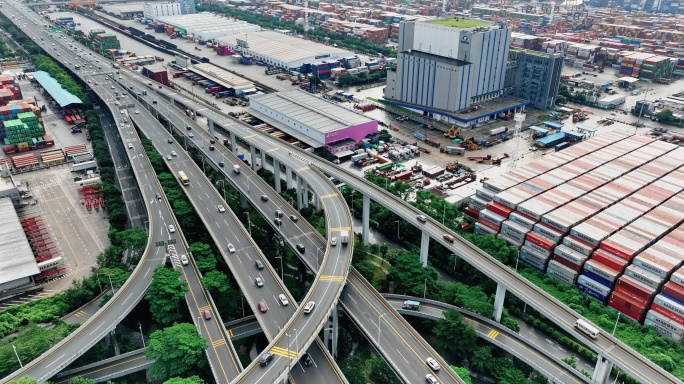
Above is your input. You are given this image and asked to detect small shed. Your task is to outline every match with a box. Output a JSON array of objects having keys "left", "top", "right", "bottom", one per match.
[
  {"left": 529, "top": 125, "right": 549, "bottom": 138},
  {"left": 535, "top": 132, "right": 566, "bottom": 148},
  {"left": 543, "top": 121, "right": 563, "bottom": 130}
]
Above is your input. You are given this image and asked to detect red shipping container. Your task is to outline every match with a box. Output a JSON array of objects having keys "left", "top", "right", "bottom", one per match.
[
  {"left": 591, "top": 249, "right": 628, "bottom": 272},
  {"left": 614, "top": 276, "right": 655, "bottom": 303},
  {"left": 464, "top": 207, "right": 479, "bottom": 219},
  {"left": 478, "top": 217, "right": 499, "bottom": 232},
  {"left": 551, "top": 256, "right": 581, "bottom": 272},
  {"left": 526, "top": 232, "right": 555, "bottom": 251},
  {"left": 651, "top": 303, "right": 684, "bottom": 326},
  {"left": 486, "top": 201, "right": 513, "bottom": 218},
  {"left": 609, "top": 292, "right": 647, "bottom": 322},
  {"left": 662, "top": 281, "right": 684, "bottom": 303},
  {"left": 600, "top": 238, "right": 638, "bottom": 261}
]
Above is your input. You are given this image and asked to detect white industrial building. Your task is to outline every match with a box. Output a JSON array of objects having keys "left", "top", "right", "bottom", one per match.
[
  {"left": 101, "top": 3, "right": 144, "bottom": 19},
  {"left": 144, "top": 2, "right": 181, "bottom": 22},
  {"left": 216, "top": 30, "right": 354, "bottom": 70},
  {"left": 0, "top": 198, "right": 39, "bottom": 292},
  {"left": 190, "top": 63, "right": 255, "bottom": 94},
  {"left": 156, "top": 13, "right": 260, "bottom": 41},
  {"left": 249, "top": 90, "right": 377, "bottom": 154}
]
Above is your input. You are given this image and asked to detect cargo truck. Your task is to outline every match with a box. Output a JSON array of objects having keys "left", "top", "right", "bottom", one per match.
[
  {"left": 440, "top": 146, "right": 465, "bottom": 155},
  {"left": 402, "top": 300, "right": 420, "bottom": 311},
  {"left": 340, "top": 231, "right": 350, "bottom": 245},
  {"left": 489, "top": 127, "right": 508, "bottom": 136}
]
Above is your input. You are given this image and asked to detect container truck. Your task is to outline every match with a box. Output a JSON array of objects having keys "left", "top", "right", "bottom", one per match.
[
  {"left": 440, "top": 146, "right": 465, "bottom": 155},
  {"left": 402, "top": 300, "right": 420, "bottom": 311},
  {"left": 489, "top": 127, "right": 508, "bottom": 136}
]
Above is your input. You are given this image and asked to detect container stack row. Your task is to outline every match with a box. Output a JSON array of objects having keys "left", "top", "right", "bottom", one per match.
[{"left": 471, "top": 133, "right": 684, "bottom": 331}]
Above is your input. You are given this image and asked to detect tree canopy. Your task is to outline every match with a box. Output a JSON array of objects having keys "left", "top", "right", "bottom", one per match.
[
  {"left": 146, "top": 323, "right": 208, "bottom": 380},
  {"left": 145, "top": 266, "right": 188, "bottom": 326}
]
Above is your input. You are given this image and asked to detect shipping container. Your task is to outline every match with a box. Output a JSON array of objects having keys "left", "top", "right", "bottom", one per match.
[
  {"left": 479, "top": 209, "right": 506, "bottom": 227},
  {"left": 577, "top": 274, "right": 612, "bottom": 303},
  {"left": 474, "top": 222, "right": 498, "bottom": 236},
  {"left": 496, "top": 233, "right": 523, "bottom": 247},
  {"left": 509, "top": 211, "right": 537, "bottom": 230},
  {"left": 486, "top": 201, "right": 513, "bottom": 218},
  {"left": 609, "top": 290, "right": 648, "bottom": 322},
  {"left": 614, "top": 275, "right": 657, "bottom": 305},
  {"left": 477, "top": 217, "right": 500, "bottom": 232},
  {"left": 468, "top": 196, "right": 488, "bottom": 211},
  {"left": 653, "top": 293, "right": 684, "bottom": 318},
  {"left": 554, "top": 244, "right": 589, "bottom": 266},
  {"left": 645, "top": 310, "right": 684, "bottom": 337},
  {"left": 501, "top": 220, "right": 529, "bottom": 244},
  {"left": 526, "top": 232, "right": 555, "bottom": 251},
  {"left": 663, "top": 281, "right": 684, "bottom": 303},
  {"left": 533, "top": 222, "right": 564, "bottom": 244},
  {"left": 563, "top": 235, "right": 596, "bottom": 256},
  {"left": 591, "top": 248, "right": 629, "bottom": 272},
  {"left": 547, "top": 260, "right": 578, "bottom": 284},
  {"left": 583, "top": 259, "right": 621, "bottom": 287},
  {"left": 519, "top": 246, "right": 550, "bottom": 269},
  {"left": 624, "top": 264, "right": 665, "bottom": 290},
  {"left": 552, "top": 255, "right": 582, "bottom": 272}
]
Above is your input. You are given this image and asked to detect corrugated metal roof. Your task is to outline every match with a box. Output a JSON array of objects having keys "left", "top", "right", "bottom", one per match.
[
  {"left": 190, "top": 63, "right": 254, "bottom": 91},
  {"left": 0, "top": 198, "right": 39, "bottom": 285},
  {"left": 250, "top": 90, "right": 374, "bottom": 133},
  {"left": 32, "top": 71, "right": 83, "bottom": 107},
  {"left": 217, "top": 30, "right": 353, "bottom": 65}
]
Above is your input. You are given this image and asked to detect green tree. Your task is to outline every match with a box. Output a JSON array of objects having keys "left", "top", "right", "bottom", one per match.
[
  {"left": 115, "top": 227, "right": 148, "bottom": 255},
  {"left": 146, "top": 323, "right": 208, "bottom": 380},
  {"left": 145, "top": 266, "right": 188, "bottom": 326},
  {"left": 70, "top": 378, "right": 96, "bottom": 384},
  {"left": 164, "top": 376, "right": 205, "bottom": 384},
  {"left": 202, "top": 270, "right": 230, "bottom": 293},
  {"left": 438, "top": 282, "right": 493, "bottom": 317},
  {"left": 384, "top": 250, "right": 439, "bottom": 297},
  {"left": 368, "top": 353, "right": 400, "bottom": 384},
  {"left": 189, "top": 242, "right": 217, "bottom": 273},
  {"left": 657, "top": 109, "right": 675, "bottom": 123},
  {"left": 13, "top": 378, "right": 37, "bottom": 384},
  {"left": 451, "top": 366, "right": 472, "bottom": 384},
  {"left": 433, "top": 310, "right": 478, "bottom": 359}
]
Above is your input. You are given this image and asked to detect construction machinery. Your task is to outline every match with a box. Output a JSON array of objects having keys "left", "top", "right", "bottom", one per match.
[
  {"left": 460, "top": 139, "right": 477, "bottom": 150},
  {"left": 443, "top": 125, "right": 462, "bottom": 140}
]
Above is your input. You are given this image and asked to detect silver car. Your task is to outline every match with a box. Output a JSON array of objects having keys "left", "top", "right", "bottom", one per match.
[
  {"left": 255, "top": 277, "right": 263, "bottom": 287},
  {"left": 278, "top": 294, "right": 289, "bottom": 306}
]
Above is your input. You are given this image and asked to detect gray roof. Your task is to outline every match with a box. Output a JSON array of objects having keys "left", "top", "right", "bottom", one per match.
[
  {"left": 191, "top": 63, "right": 254, "bottom": 91},
  {"left": 0, "top": 198, "right": 39, "bottom": 285},
  {"left": 250, "top": 90, "right": 374, "bottom": 133},
  {"left": 217, "top": 30, "right": 352, "bottom": 65}
]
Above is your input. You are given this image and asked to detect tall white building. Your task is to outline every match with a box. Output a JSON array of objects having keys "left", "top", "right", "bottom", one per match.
[
  {"left": 385, "top": 19, "right": 528, "bottom": 128},
  {"left": 144, "top": 2, "right": 181, "bottom": 22}
]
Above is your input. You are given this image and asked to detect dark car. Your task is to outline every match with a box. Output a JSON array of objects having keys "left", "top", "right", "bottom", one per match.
[
  {"left": 155, "top": 193, "right": 162, "bottom": 200},
  {"left": 219, "top": 161, "right": 225, "bottom": 167},
  {"left": 255, "top": 260, "right": 264, "bottom": 270},
  {"left": 259, "top": 352, "right": 274, "bottom": 366},
  {"left": 301, "top": 353, "right": 312, "bottom": 366},
  {"left": 296, "top": 244, "right": 305, "bottom": 253}
]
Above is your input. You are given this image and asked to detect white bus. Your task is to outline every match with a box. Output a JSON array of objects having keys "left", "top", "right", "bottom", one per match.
[{"left": 574, "top": 319, "right": 599, "bottom": 339}]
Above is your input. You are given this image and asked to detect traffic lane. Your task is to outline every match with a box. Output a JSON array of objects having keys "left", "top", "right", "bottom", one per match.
[
  {"left": 341, "top": 277, "right": 449, "bottom": 384},
  {"left": 135, "top": 109, "right": 298, "bottom": 338},
  {"left": 384, "top": 299, "right": 586, "bottom": 384}
]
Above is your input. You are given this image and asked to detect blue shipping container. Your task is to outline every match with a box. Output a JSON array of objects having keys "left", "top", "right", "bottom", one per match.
[{"left": 581, "top": 271, "right": 613, "bottom": 289}]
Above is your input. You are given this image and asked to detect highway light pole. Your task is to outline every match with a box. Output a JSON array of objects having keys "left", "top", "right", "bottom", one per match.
[
  {"left": 377, "top": 313, "right": 387, "bottom": 347},
  {"left": 612, "top": 312, "right": 621, "bottom": 336},
  {"left": 12, "top": 345, "right": 22, "bottom": 368},
  {"left": 243, "top": 212, "right": 252, "bottom": 236},
  {"left": 423, "top": 278, "right": 427, "bottom": 298},
  {"left": 138, "top": 323, "right": 145, "bottom": 348},
  {"left": 294, "top": 328, "right": 299, "bottom": 352}
]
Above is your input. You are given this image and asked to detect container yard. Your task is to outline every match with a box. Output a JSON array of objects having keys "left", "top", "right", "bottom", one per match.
[{"left": 469, "top": 132, "right": 684, "bottom": 338}]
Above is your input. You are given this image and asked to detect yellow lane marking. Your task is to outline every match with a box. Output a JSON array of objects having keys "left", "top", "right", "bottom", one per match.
[
  {"left": 487, "top": 330, "right": 499, "bottom": 339},
  {"left": 244, "top": 134, "right": 256, "bottom": 139},
  {"left": 320, "top": 193, "right": 338, "bottom": 199},
  {"left": 266, "top": 148, "right": 279, "bottom": 152},
  {"left": 227, "top": 329, "right": 234, "bottom": 337},
  {"left": 320, "top": 275, "right": 344, "bottom": 282},
  {"left": 212, "top": 339, "right": 226, "bottom": 347},
  {"left": 271, "top": 346, "right": 298, "bottom": 359},
  {"left": 330, "top": 227, "right": 352, "bottom": 232}
]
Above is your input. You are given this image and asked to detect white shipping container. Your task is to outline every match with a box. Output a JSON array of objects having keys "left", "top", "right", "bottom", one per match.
[
  {"left": 533, "top": 222, "right": 564, "bottom": 244},
  {"left": 554, "top": 244, "right": 589, "bottom": 266},
  {"left": 476, "top": 188, "right": 495, "bottom": 202},
  {"left": 625, "top": 264, "right": 665, "bottom": 290},
  {"left": 509, "top": 211, "right": 537, "bottom": 230},
  {"left": 468, "top": 196, "right": 488, "bottom": 211},
  {"left": 547, "top": 260, "right": 578, "bottom": 284},
  {"left": 563, "top": 236, "right": 595, "bottom": 256},
  {"left": 645, "top": 310, "right": 684, "bottom": 337},
  {"left": 474, "top": 222, "right": 497, "bottom": 236},
  {"left": 479, "top": 209, "right": 506, "bottom": 227},
  {"left": 653, "top": 293, "right": 684, "bottom": 318},
  {"left": 633, "top": 252, "right": 680, "bottom": 278},
  {"left": 497, "top": 233, "right": 523, "bottom": 248}
]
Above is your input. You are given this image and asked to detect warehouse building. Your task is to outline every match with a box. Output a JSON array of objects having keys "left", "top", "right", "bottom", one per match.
[
  {"left": 248, "top": 90, "right": 377, "bottom": 155},
  {"left": 505, "top": 48, "right": 564, "bottom": 110},
  {"left": 384, "top": 18, "right": 529, "bottom": 128},
  {"left": 144, "top": 2, "right": 181, "bottom": 23},
  {"left": 156, "top": 14, "right": 260, "bottom": 41},
  {"left": 101, "top": 3, "right": 143, "bottom": 19},
  {"left": 0, "top": 197, "right": 39, "bottom": 292},
  {"left": 216, "top": 30, "right": 354, "bottom": 70},
  {"left": 466, "top": 133, "right": 684, "bottom": 337},
  {"left": 188, "top": 63, "right": 255, "bottom": 95}
]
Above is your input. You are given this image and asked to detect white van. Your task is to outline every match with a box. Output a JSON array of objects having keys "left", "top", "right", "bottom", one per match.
[{"left": 574, "top": 319, "right": 599, "bottom": 339}]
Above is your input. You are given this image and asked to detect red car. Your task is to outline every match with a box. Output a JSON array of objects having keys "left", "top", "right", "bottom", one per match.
[
  {"left": 203, "top": 309, "right": 212, "bottom": 320},
  {"left": 258, "top": 301, "right": 268, "bottom": 313}
]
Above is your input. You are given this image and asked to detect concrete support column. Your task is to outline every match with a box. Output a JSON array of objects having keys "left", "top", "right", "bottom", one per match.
[
  {"left": 207, "top": 118, "right": 214, "bottom": 135},
  {"left": 362, "top": 194, "right": 370, "bottom": 245},
  {"left": 273, "top": 159, "right": 282, "bottom": 193},
  {"left": 228, "top": 131, "right": 236, "bottom": 152},
  {"left": 323, "top": 305, "right": 339, "bottom": 359},
  {"left": 493, "top": 283, "right": 507, "bottom": 323},
  {"left": 297, "top": 182, "right": 304, "bottom": 210},
  {"left": 332, "top": 304, "right": 339, "bottom": 359},
  {"left": 302, "top": 186, "right": 310, "bottom": 208},
  {"left": 250, "top": 146, "right": 257, "bottom": 172},
  {"left": 592, "top": 354, "right": 613, "bottom": 384},
  {"left": 240, "top": 193, "right": 249, "bottom": 210},
  {"left": 286, "top": 168, "right": 294, "bottom": 190},
  {"left": 420, "top": 231, "right": 430, "bottom": 266}
]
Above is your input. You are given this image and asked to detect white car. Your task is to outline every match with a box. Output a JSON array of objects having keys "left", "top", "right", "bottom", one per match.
[
  {"left": 171, "top": 151, "right": 177, "bottom": 156},
  {"left": 217, "top": 205, "right": 225, "bottom": 213},
  {"left": 227, "top": 243, "right": 236, "bottom": 253},
  {"left": 135, "top": 110, "right": 139, "bottom": 114},
  {"left": 166, "top": 155, "right": 172, "bottom": 160},
  {"left": 331, "top": 237, "right": 337, "bottom": 246},
  {"left": 180, "top": 254, "right": 188, "bottom": 265},
  {"left": 168, "top": 225, "right": 176, "bottom": 233},
  {"left": 128, "top": 143, "right": 133, "bottom": 149},
  {"left": 188, "top": 133, "right": 194, "bottom": 138},
  {"left": 278, "top": 294, "right": 289, "bottom": 306},
  {"left": 255, "top": 277, "right": 263, "bottom": 287},
  {"left": 426, "top": 357, "right": 440, "bottom": 371}
]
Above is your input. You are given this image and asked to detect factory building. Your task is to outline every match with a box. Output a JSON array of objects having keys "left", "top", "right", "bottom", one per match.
[
  {"left": 144, "top": 2, "right": 181, "bottom": 23},
  {"left": 384, "top": 18, "right": 528, "bottom": 128},
  {"left": 248, "top": 90, "right": 377, "bottom": 155},
  {"left": 178, "top": 0, "right": 196, "bottom": 14},
  {"left": 216, "top": 30, "right": 354, "bottom": 70},
  {"left": 101, "top": 3, "right": 143, "bottom": 19},
  {"left": 504, "top": 48, "right": 564, "bottom": 110},
  {"left": 0, "top": 197, "right": 39, "bottom": 293},
  {"left": 157, "top": 14, "right": 260, "bottom": 42}
]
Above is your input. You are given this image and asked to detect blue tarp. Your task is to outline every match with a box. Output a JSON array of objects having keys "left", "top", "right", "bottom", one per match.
[
  {"left": 543, "top": 121, "right": 563, "bottom": 130},
  {"left": 32, "top": 71, "right": 83, "bottom": 107},
  {"left": 535, "top": 132, "right": 566, "bottom": 147}
]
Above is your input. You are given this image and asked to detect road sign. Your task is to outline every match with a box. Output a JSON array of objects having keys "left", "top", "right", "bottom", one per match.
[{"left": 48, "top": 28, "right": 64, "bottom": 33}]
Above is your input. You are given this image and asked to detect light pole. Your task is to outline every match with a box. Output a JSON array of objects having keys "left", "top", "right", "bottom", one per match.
[
  {"left": 423, "top": 278, "right": 427, "bottom": 298},
  {"left": 276, "top": 256, "right": 284, "bottom": 281},
  {"left": 395, "top": 220, "right": 400, "bottom": 239},
  {"left": 377, "top": 313, "right": 387, "bottom": 346},
  {"left": 138, "top": 323, "right": 146, "bottom": 348},
  {"left": 294, "top": 328, "right": 299, "bottom": 352},
  {"left": 442, "top": 204, "right": 446, "bottom": 225},
  {"left": 244, "top": 212, "right": 252, "bottom": 236},
  {"left": 515, "top": 250, "right": 520, "bottom": 272},
  {"left": 612, "top": 313, "right": 621, "bottom": 336},
  {"left": 12, "top": 345, "right": 22, "bottom": 368}
]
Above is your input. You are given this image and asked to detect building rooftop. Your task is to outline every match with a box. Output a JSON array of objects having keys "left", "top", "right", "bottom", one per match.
[
  {"left": 103, "top": 3, "right": 144, "bottom": 13},
  {"left": 250, "top": 89, "right": 374, "bottom": 134},
  {"left": 426, "top": 18, "right": 490, "bottom": 29},
  {"left": 190, "top": 63, "right": 254, "bottom": 91},
  {"left": 0, "top": 198, "right": 39, "bottom": 285},
  {"left": 217, "top": 30, "right": 352, "bottom": 65},
  {"left": 32, "top": 71, "right": 82, "bottom": 107},
  {"left": 406, "top": 50, "right": 470, "bottom": 67}
]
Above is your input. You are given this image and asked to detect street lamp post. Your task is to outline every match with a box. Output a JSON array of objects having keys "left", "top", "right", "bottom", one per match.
[
  {"left": 244, "top": 212, "right": 252, "bottom": 237},
  {"left": 423, "top": 278, "right": 427, "bottom": 298},
  {"left": 12, "top": 345, "right": 22, "bottom": 368},
  {"left": 276, "top": 256, "right": 284, "bottom": 281},
  {"left": 442, "top": 204, "right": 446, "bottom": 225},
  {"left": 377, "top": 313, "right": 387, "bottom": 347},
  {"left": 612, "top": 313, "right": 621, "bottom": 336},
  {"left": 515, "top": 250, "right": 520, "bottom": 272},
  {"left": 138, "top": 323, "right": 146, "bottom": 348}
]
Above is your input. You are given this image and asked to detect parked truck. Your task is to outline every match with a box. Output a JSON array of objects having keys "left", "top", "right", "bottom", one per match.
[
  {"left": 402, "top": 300, "right": 420, "bottom": 311},
  {"left": 440, "top": 146, "right": 465, "bottom": 155},
  {"left": 489, "top": 127, "right": 508, "bottom": 136},
  {"left": 340, "top": 230, "right": 350, "bottom": 245}
]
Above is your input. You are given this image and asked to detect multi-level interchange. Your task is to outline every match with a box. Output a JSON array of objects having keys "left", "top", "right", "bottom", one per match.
[{"left": 1, "top": 1, "right": 684, "bottom": 384}]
